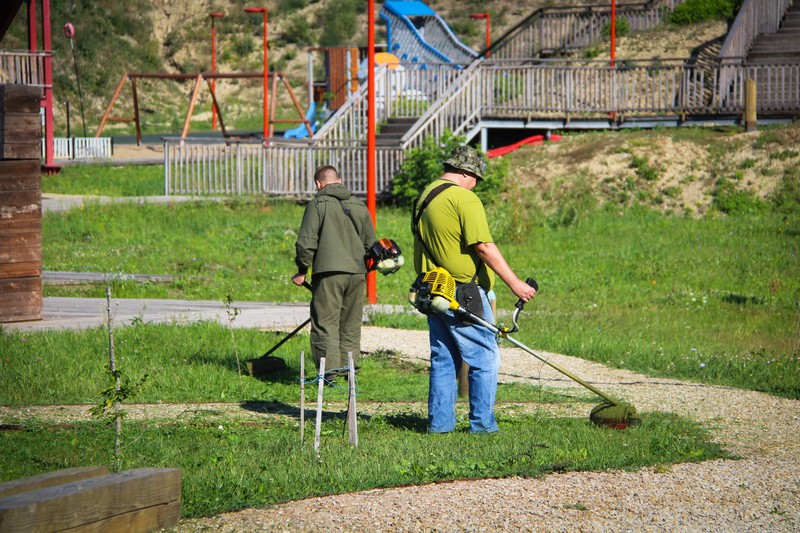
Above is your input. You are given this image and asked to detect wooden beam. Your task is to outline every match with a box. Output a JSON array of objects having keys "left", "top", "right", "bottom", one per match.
[
  {"left": 0, "top": 468, "right": 181, "bottom": 532},
  {"left": 96, "top": 73, "right": 129, "bottom": 137},
  {"left": 0, "top": 466, "right": 109, "bottom": 499}
]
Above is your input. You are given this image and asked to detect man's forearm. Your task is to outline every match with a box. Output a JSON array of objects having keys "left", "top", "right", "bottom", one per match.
[
  {"left": 474, "top": 242, "right": 517, "bottom": 285},
  {"left": 474, "top": 241, "right": 535, "bottom": 302}
]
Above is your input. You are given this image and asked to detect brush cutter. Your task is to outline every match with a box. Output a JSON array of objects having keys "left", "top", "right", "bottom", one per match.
[{"left": 409, "top": 268, "right": 641, "bottom": 429}]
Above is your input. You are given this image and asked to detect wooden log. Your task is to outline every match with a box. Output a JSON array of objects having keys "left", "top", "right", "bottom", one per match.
[
  {"left": 0, "top": 468, "right": 181, "bottom": 533},
  {"left": 0, "top": 467, "right": 109, "bottom": 500}
]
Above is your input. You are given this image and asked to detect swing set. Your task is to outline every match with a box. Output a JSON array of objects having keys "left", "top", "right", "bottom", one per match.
[{"left": 95, "top": 70, "right": 313, "bottom": 144}]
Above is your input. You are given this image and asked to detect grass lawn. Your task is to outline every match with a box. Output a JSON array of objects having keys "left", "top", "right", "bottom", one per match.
[{"left": 0, "top": 323, "right": 726, "bottom": 518}]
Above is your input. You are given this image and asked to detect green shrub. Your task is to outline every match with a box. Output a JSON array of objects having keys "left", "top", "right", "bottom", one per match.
[
  {"left": 668, "top": 0, "right": 744, "bottom": 25},
  {"left": 318, "top": 0, "right": 360, "bottom": 46},
  {"left": 389, "top": 131, "right": 465, "bottom": 206},
  {"left": 769, "top": 167, "right": 800, "bottom": 215},
  {"left": 601, "top": 18, "right": 631, "bottom": 39},
  {"left": 389, "top": 131, "right": 505, "bottom": 208},
  {"left": 711, "top": 177, "right": 766, "bottom": 215},
  {"left": 284, "top": 14, "right": 313, "bottom": 45}
]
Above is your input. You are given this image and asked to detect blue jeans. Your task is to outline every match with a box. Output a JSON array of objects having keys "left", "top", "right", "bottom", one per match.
[{"left": 427, "top": 287, "right": 499, "bottom": 433}]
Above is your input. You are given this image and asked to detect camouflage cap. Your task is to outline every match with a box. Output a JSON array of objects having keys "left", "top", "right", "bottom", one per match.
[{"left": 443, "top": 145, "right": 487, "bottom": 179}]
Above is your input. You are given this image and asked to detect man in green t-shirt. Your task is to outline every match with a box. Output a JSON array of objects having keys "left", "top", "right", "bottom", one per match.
[
  {"left": 413, "top": 146, "right": 537, "bottom": 433},
  {"left": 293, "top": 165, "right": 377, "bottom": 383}
]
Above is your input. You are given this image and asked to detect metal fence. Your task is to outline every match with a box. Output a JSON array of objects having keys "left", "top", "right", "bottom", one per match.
[{"left": 0, "top": 51, "right": 50, "bottom": 87}]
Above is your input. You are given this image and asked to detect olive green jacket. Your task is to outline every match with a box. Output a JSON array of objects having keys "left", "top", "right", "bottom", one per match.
[{"left": 294, "top": 183, "right": 376, "bottom": 275}]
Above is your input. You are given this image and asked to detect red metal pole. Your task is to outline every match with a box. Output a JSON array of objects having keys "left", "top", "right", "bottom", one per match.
[
  {"left": 610, "top": 0, "right": 616, "bottom": 68},
  {"left": 41, "top": 0, "right": 55, "bottom": 169},
  {"left": 366, "top": 0, "right": 377, "bottom": 304},
  {"left": 210, "top": 13, "right": 224, "bottom": 131},
  {"left": 470, "top": 13, "right": 490, "bottom": 56},
  {"left": 245, "top": 7, "right": 269, "bottom": 139}
]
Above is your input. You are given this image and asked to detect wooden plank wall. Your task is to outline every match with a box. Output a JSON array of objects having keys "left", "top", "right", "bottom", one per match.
[{"left": 0, "top": 84, "right": 43, "bottom": 323}]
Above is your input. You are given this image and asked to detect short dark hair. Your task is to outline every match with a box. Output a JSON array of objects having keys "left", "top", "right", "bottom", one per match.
[{"left": 314, "top": 165, "right": 340, "bottom": 184}]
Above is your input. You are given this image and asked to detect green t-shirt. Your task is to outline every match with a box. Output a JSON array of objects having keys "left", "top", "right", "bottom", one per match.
[{"left": 413, "top": 179, "right": 495, "bottom": 290}]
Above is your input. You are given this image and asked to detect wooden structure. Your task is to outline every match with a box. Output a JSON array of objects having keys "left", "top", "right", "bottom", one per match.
[
  {"left": 0, "top": 83, "right": 42, "bottom": 323},
  {"left": 95, "top": 71, "right": 313, "bottom": 144},
  {"left": 0, "top": 467, "right": 181, "bottom": 532}
]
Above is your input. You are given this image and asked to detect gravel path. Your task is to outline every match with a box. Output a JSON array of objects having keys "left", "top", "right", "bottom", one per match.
[{"left": 4, "top": 326, "right": 798, "bottom": 531}]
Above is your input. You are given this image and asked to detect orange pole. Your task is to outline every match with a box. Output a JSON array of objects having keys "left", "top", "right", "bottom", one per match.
[
  {"left": 244, "top": 7, "right": 269, "bottom": 139},
  {"left": 210, "top": 13, "right": 224, "bottom": 130},
  {"left": 366, "top": 0, "right": 377, "bottom": 304},
  {"left": 610, "top": 0, "right": 616, "bottom": 68}
]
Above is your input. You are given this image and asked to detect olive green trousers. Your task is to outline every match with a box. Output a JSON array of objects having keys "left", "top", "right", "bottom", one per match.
[{"left": 310, "top": 272, "right": 365, "bottom": 372}]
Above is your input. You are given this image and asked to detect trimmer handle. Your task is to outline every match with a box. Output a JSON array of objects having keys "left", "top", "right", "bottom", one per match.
[{"left": 514, "top": 278, "right": 539, "bottom": 310}]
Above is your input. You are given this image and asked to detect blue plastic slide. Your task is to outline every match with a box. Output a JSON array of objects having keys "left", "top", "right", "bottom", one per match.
[
  {"left": 284, "top": 101, "right": 317, "bottom": 139},
  {"left": 380, "top": 1, "right": 478, "bottom": 65}
]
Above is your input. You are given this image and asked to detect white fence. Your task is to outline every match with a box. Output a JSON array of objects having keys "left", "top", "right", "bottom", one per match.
[{"left": 46, "top": 137, "right": 112, "bottom": 161}]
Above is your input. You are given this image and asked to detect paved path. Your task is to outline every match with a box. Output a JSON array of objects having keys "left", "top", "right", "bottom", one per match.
[
  {"left": 42, "top": 193, "right": 224, "bottom": 213},
  {"left": 3, "top": 297, "right": 312, "bottom": 332},
  {"left": 4, "top": 296, "right": 403, "bottom": 332}
]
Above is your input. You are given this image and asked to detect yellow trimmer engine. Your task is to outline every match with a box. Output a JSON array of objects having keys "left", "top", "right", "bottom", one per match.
[{"left": 408, "top": 267, "right": 459, "bottom": 315}]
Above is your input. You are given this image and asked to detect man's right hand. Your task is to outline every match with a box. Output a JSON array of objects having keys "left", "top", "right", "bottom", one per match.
[{"left": 291, "top": 273, "right": 306, "bottom": 287}]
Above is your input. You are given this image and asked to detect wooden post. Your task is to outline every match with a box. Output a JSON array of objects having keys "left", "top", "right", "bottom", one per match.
[
  {"left": 300, "top": 350, "right": 305, "bottom": 445},
  {"left": 314, "top": 357, "right": 325, "bottom": 453},
  {"left": 0, "top": 85, "right": 43, "bottom": 324},
  {"left": 745, "top": 78, "right": 757, "bottom": 132},
  {"left": 457, "top": 361, "right": 469, "bottom": 397},
  {"left": 347, "top": 352, "right": 358, "bottom": 446}
]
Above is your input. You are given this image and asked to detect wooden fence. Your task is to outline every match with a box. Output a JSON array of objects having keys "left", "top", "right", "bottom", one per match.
[
  {"left": 164, "top": 139, "right": 403, "bottom": 196},
  {"left": 165, "top": 58, "right": 800, "bottom": 197},
  {"left": 0, "top": 51, "right": 50, "bottom": 87},
  {"left": 487, "top": 0, "right": 686, "bottom": 60}
]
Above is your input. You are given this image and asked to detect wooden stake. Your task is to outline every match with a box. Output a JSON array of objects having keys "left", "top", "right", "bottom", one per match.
[
  {"left": 745, "top": 78, "right": 757, "bottom": 133},
  {"left": 300, "top": 350, "right": 305, "bottom": 445},
  {"left": 314, "top": 357, "right": 325, "bottom": 453},
  {"left": 347, "top": 352, "right": 358, "bottom": 446}
]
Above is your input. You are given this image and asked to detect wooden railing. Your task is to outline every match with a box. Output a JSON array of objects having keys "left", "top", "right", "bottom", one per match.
[
  {"left": 164, "top": 138, "right": 404, "bottom": 197},
  {"left": 0, "top": 51, "right": 50, "bottom": 87},
  {"left": 718, "top": 0, "right": 793, "bottom": 62},
  {"left": 165, "top": 60, "right": 800, "bottom": 197},
  {"left": 716, "top": 0, "right": 794, "bottom": 107},
  {"left": 314, "top": 62, "right": 467, "bottom": 142},
  {"left": 487, "top": 0, "right": 686, "bottom": 60}
]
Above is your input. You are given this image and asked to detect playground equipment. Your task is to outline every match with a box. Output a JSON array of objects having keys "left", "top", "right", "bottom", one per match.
[
  {"left": 95, "top": 70, "right": 313, "bottom": 143},
  {"left": 379, "top": 0, "right": 478, "bottom": 64}
]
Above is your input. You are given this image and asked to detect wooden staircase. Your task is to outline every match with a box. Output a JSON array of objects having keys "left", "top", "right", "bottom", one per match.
[
  {"left": 747, "top": 2, "right": 800, "bottom": 64},
  {"left": 376, "top": 117, "right": 416, "bottom": 146}
]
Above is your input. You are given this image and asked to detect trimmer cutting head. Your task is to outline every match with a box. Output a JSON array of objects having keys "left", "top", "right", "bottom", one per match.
[{"left": 589, "top": 400, "right": 641, "bottom": 429}]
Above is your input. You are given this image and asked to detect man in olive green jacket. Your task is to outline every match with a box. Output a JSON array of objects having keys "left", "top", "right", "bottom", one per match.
[{"left": 292, "top": 165, "right": 377, "bottom": 381}]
